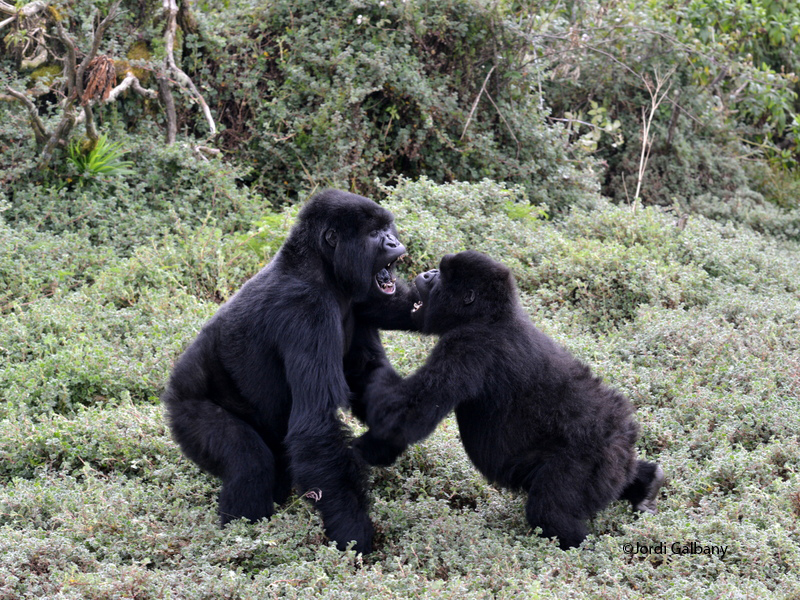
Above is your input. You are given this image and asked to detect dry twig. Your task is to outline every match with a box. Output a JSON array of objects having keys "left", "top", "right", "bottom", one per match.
[
  {"left": 162, "top": 0, "right": 216, "bottom": 137},
  {"left": 632, "top": 67, "right": 675, "bottom": 209}
]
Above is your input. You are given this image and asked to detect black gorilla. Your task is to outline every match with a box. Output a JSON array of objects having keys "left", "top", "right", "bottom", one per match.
[
  {"left": 354, "top": 251, "right": 665, "bottom": 549},
  {"left": 162, "top": 190, "right": 419, "bottom": 553}
]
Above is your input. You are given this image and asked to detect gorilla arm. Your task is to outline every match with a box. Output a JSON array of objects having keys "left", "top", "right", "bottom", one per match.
[
  {"left": 345, "top": 278, "right": 421, "bottom": 422},
  {"left": 279, "top": 302, "right": 375, "bottom": 552},
  {"left": 354, "top": 333, "right": 488, "bottom": 466},
  {"left": 352, "top": 277, "right": 421, "bottom": 331}
]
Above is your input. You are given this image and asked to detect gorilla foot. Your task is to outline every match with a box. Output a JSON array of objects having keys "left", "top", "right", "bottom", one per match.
[
  {"left": 325, "top": 515, "right": 374, "bottom": 554},
  {"left": 218, "top": 476, "right": 275, "bottom": 526}
]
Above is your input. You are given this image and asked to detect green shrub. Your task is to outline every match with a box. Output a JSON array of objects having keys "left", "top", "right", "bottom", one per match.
[
  {"left": 0, "top": 222, "right": 116, "bottom": 312},
  {"left": 684, "top": 188, "right": 800, "bottom": 241},
  {"left": 0, "top": 287, "right": 213, "bottom": 418},
  {"left": 186, "top": 0, "right": 598, "bottom": 211},
  {"left": 4, "top": 139, "right": 264, "bottom": 254},
  {"left": 380, "top": 177, "right": 548, "bottom": 275},
  {"left": 0, "top": 402, "right": 179, "bottom": 482},
  {"left": 533, "top": 0, "right": 800, "bottom": 221},
  {"left": 383, "top": 178, "right": 711, "bottom": 329},
  {"left": 2, "top": 175, "right": 800, "bottom": 598}
]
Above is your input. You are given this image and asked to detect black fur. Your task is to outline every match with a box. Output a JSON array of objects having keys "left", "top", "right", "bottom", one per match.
[
  {"left": 161, "top": 189, "right": 419, "bottom": 553},
  {"left": 354, "top": 251, "right": 665, "bottom": 549}
]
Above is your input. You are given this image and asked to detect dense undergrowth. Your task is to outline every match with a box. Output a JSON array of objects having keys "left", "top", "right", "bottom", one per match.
[
  {"left": 1, "top": 176, "right": 800, "bottom": 598},
  {"left": 2, "top": 0, "right": 800, "bottom": 597}
]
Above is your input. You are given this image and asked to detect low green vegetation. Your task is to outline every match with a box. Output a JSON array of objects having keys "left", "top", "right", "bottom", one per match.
[
  {"left": 2, "top": 0, "right": 800, "bottom": 597},
  {"left": 2, "top": 177, "right": 799, "bottom": 598}
]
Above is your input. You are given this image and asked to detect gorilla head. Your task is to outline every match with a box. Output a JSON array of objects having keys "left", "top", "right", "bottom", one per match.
[
  {"left": 411, "top": 250, "right": 516, "bottom": 334},
  {"left": 293, "top": 190, "right": 406, "bottom": 302}
]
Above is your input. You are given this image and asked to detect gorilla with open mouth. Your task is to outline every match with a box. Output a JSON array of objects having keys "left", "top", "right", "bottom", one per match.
[{"left": 162, "top": 189, "right": 419, "bottom": 553}]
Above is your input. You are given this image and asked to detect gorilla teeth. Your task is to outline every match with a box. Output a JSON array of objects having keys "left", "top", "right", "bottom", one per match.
[
  {"left": 412, "top": 301, "right": 423, "bottom": 313},
  {"left": 376, "top": 266, "right": 397, "bottom": 294}
]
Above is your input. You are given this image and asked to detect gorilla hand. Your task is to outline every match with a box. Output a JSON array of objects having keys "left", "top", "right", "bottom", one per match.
[{"left": 353, "top": 429, "right": 406, "bottom": 467}]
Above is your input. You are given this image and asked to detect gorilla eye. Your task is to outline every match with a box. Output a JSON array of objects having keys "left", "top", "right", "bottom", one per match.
[{"left": 369, "top": 225, "right": 389, "bottom": 238}]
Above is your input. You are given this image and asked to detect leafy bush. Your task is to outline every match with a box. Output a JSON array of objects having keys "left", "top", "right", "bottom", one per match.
[
  {"left": 532, "top": 0, "right": 800, "bottom": 223},
  {"left": 383, "top": 178, "right": 711, "bottom": 329},
  {"left": 0, "top": 221, "right": 116, "bottom": 312},
  {"left": 0, "top": 287, "right": 212, "bottom": 418},
  {"left": 2, "top": 176, "right": 800, "bottom": 597},
  {"left": 3, "top": 137, "right": 264, "bottom": 253},
  {"left": 180, "top": 0, "right": 599, "bottom": 211}
]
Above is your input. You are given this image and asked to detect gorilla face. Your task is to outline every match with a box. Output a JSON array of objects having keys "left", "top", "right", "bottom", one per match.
[
  {"left": 411, "top": 251, "right": 514, "bottom": 334},
  {"left": 412, "top": 268, "right": 437, "bottom": 302},
  {"left": 410, "top": 267, "right": 437, "bottom": 326},
  {"left": 371, "top": 225, "right": 406, "bottom": 296},
  {"left": 315, "top": 191, "right": 407, "bottom": 301}
]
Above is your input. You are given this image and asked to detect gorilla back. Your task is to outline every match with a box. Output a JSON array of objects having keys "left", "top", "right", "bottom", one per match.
[
  {"left": 162, "top": 189, "right": 417, "bottom": 553},
  {"left": 356, "top": 250, "right": 665, "bottom": 549}
]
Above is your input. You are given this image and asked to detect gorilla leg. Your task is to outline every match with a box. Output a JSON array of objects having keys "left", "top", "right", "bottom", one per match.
[
  {"left": 166, "top": 399, "right": 278, "bottom": 525},
  {"left": 285, "top": 416, "right": 373, "bottom": 553},
  {"left": 619, "top": 460, "right": 665, "bottom": 514},
  {"left": 272, "top": 450, "right": 293, "bottom": 506},
  {"left": 524, "top": 460, "right": 590, "bottom": 550}
]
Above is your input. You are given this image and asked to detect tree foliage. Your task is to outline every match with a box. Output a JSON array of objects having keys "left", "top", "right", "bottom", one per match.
[{"left": 3, "top": 0, "right": 800, "bottom": 224}]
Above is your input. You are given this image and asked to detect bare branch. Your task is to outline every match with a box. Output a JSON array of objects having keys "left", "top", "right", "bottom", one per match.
[
  {"left": 74, "top": 71, "right": 158, "bottom": 131},
  {"left": 633, "top": 67, "right": 676, "bottom": 208},
  {"left": 55, "top": 19, "right": 77, "bottom": 93},
  {"left": 194, "top": 145, "right": 221, "bottom": 161},
  {"left": 157, "top": 73, "right": 177, "bottom": 144},
  {"left": 20, "top": 46, "right": 47, "bottom": 70},
  {"left": 83, "top": 104, "right": 98, "bottom": 141},
  {"left": 163, "top": 0, "right": 216, "bottom": 137},
  {"left": 39, "top": 110, "right": 77, "bottom": 168},
  {"left": 107, "top": 71, "right": 158, "bottom": 102},
  {"left": 0, "top": 0, "right": 47, "bottom": 21},
  {"left": 4, "top": 86, "right": 48, "bottom": 145},
  {"left": 485, "top": 90, "right": 521, "bottom": 160},
  {"left": 461, "top": 65, "right": 496, "bottom": 141}
]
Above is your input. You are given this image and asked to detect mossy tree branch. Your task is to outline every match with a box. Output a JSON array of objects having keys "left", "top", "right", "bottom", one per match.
[{"left": 4, "top": 0, "right": 216, "bottom": 168}]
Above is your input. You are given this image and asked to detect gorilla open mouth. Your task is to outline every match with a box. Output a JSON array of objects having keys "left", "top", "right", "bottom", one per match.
[
  {"left": 375, "top": 257, "right": 401, "bottom": 294},
  {"left": 411, "top": 300, "right": 423, "bottom": 313}
]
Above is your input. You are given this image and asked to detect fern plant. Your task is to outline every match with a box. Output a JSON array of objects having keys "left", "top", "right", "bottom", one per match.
[{"left": 67, "top": 134, "right": 134, "bottom": 178}]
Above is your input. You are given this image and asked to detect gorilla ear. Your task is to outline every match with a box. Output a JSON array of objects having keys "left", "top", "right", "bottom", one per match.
[
  {"left": 464, "top": 289, "right": 476, "bottom": 305},
  {"left": 325, "top": 229, "right": 338, "bottom": 248}
]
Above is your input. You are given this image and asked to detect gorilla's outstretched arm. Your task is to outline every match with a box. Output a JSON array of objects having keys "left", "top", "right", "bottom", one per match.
[
  {"left": 345, "top": 278, "right": 420, "bottom": 422},
  {"left": 353, "top": 278, "right": 420, "bottom": 330},
  {"left": 354, "top": 332, "right": 488, "bottom": 466}
]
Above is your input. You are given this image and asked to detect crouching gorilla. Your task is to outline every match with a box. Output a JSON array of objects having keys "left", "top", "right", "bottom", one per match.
[
  {"left": 161, "top": 190, "right": 420, "bottom": 554},
  {"left": 354, "top": 251, "right": 665, "bottom": 549}
]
